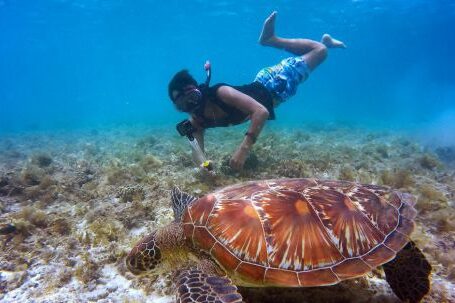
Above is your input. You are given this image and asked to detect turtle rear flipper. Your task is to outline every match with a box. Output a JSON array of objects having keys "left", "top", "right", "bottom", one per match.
[
  {"left": 175, "top": 268, "right": 243, "bottom": 303},
  {"left": 383, "top": 241, "right": 431, "bottom": 303}
]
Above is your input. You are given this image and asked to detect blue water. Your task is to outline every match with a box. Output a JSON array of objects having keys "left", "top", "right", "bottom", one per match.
[{"left": 1, "top": 0, "right": 454, "bottom": 139}]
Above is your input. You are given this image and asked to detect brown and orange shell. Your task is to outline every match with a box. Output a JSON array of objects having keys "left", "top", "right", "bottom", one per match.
[{"left": 181, "top": 178, "right": 417, "bottom": 287}]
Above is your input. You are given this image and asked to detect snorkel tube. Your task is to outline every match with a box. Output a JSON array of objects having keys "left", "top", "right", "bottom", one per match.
[{"left": 204, "top": 60, "right": 211, "bottom": 87}]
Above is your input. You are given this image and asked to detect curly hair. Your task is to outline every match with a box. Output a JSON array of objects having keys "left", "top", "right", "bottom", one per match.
[{"left": 168, "top": 70, "right": 198, "bottom": 101}]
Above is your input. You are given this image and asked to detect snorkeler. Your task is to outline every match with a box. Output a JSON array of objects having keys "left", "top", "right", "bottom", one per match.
[{"left": 169, "top": 11, "right": 346, "bottom": 171}]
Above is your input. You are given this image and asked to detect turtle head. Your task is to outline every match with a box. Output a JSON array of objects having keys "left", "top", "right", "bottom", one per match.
[{"left": 126, "top": 231, "right": 162, "bottom": 275}]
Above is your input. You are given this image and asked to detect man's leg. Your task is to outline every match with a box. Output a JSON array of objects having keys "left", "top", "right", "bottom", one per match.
[{"left": 259, "top": 11, "right": 346, "bottom": 71}]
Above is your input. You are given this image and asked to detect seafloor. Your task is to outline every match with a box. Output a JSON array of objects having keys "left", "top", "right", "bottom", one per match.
[{"left": 0, "top": 124, "right": 454, "bottom": 303}]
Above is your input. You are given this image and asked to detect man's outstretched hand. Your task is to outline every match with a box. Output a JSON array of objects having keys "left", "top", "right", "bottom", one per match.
[{"left": 230, "top": 145, "right": 250, "bottom": 171}]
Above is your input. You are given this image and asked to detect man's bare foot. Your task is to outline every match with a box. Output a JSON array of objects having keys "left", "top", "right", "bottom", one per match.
[
  {"left": 259, "top": 11, "right": 278, "bottom": 45},
  {"left": 321, "top": 34, "right": 347, "bottom": 48}
]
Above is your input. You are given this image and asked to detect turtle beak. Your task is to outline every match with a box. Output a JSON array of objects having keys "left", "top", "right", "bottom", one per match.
[{"left": 125, "top": 251, "right": 143, "bottom": 275}]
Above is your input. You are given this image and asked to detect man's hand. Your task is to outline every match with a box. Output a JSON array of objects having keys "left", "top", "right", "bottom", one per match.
[
  {"left": 230, "top": 148, "right": 248, "bottom": 171},
  {"left": 199, "top": 164, "right": 216, "bottom": 179},
  {"left": 229, "top": 136, "right": 253, "bottom": 170}
]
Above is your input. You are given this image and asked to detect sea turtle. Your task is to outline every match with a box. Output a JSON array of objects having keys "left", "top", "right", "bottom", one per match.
[{"left": 126, "top": 178, "right": 431, "bottom": 303}]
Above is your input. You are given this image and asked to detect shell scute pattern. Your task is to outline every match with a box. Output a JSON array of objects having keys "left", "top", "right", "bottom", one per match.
[
  {"left": 182, "top": 178, "right": 415, "bottom": 286},
  {"left": 305, "top": 187, "right": 387, "bottom": 257},
  {"left": 214, "top": 180, "right": 270, "bottom": 200},
  {"left": 252, "top": 189, "right": 343, "bottom": 270}
]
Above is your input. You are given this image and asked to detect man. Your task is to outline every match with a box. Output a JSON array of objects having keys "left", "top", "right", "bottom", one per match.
[{"left": 168, "top": 11, "right": 346, "bottom": 171}]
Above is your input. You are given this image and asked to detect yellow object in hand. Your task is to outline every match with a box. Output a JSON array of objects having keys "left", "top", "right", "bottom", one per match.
[{"left": 201, "top": 160, "right": 213, "bottom": 171}]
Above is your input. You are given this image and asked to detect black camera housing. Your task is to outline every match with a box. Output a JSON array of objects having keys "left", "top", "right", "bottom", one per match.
[{"left": 176, "top": 119, "right": 196, "bottom": 140}]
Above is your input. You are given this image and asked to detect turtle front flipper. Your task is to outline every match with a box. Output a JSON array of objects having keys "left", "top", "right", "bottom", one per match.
[
  {"left": 175, "top": 268, "right": 243, "bottom": 303},
  {"left": 383, "top": 241, "right": 431, "bottom": 303},
  {"left": 171, "top": 187, "right": 197, "bottom": 222}
]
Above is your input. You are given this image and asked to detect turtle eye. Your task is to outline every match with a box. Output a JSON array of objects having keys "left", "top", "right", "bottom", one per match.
[{"left": 126, "top": 232, "right": 161, "bottom": 274}]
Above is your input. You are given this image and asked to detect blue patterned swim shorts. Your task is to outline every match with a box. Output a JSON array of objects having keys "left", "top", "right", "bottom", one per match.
[{"left": 254, "top": 56, "right": 310, "bottom": 106}]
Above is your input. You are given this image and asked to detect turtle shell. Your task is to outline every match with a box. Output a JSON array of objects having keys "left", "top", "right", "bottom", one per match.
[{"left": 181, "top": 178, "right": 417, "bottom": 287}]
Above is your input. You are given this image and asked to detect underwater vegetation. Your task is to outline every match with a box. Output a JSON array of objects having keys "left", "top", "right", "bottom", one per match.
[
  {"left": 435, "top": 146, "right": 455, "bottom": 168},
  {"left": 0, "top": 125, "right": 454, "bottom": 302}
]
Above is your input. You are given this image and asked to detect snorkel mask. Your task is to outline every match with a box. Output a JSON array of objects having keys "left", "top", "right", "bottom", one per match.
[
  {"left": 173, "top": 85, "right": 203, "bottom": 113},
  {"left": 173, "top": 61, "right": 212, "bottom": 113}
]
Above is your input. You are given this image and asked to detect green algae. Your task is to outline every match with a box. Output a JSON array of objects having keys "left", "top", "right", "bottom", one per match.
[
  {"left": 74, "top": 252, "right": 101, "bottom": 284},
  {"left": 86, "top": 218, "right": 125, "bottom": 246},
  {"left": 338, "top": 165, "right": 356, "bottom": 181},
  {"left": 417, "top": 183, "right": 448, "bottom": 212},
  {"left": 30, "top": 152, "right": 53, "bottom": 168},
  {"left": 20, "top": 164, "right": 46, "bottom": 186},
  {"left": 379, "top": 168, "right": 415, "bottom": 188},
  {"left": 274, "top": 159, "right": 312, "bottom": 178},
  {"left": 419, "top": 153, "right": 442, "bottom": 170}
]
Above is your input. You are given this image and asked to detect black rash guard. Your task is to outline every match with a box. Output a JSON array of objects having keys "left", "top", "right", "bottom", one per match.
[{"left": 193, "top": 82, "right": 276, "bottom": 128}]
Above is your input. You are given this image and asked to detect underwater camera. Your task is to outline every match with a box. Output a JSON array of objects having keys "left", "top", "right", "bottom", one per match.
[{"left": 176, "top": 119, "right": 197, "bottom": 140}]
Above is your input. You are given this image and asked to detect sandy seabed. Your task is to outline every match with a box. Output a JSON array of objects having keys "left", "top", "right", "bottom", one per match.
[{"left": 1, "top": 124, "right": 454, "bottom": 303}]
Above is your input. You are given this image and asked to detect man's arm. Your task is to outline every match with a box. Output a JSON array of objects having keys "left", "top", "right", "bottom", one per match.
[{"left": 216, "top": 86, "right": 269, "bottom": 170}]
